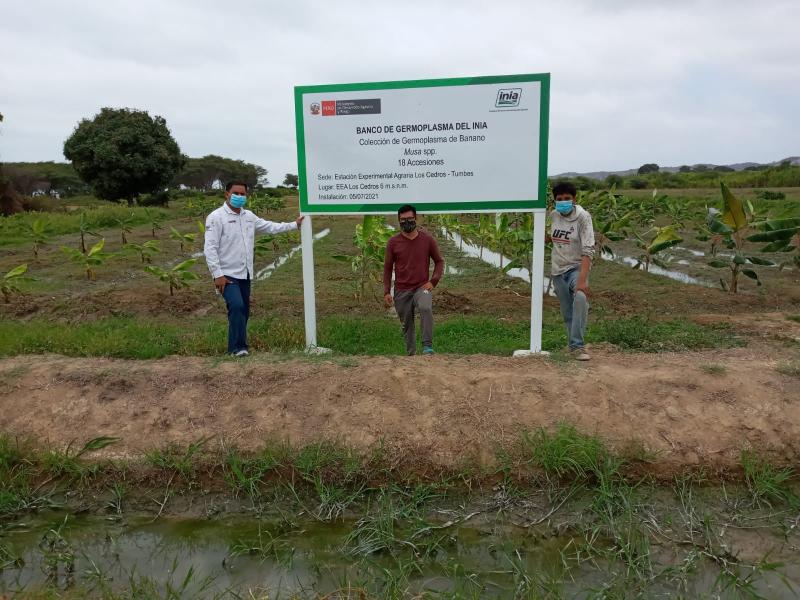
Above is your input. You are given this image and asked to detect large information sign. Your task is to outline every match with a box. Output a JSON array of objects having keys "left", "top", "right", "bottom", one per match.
[{"left": 294, "top": 73, "right": 549, "bottom": 214}]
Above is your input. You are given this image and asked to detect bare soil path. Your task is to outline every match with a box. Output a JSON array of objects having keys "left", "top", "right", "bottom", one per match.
[{"left": 1, "top": 347, "right": 798, "bottom": 476}]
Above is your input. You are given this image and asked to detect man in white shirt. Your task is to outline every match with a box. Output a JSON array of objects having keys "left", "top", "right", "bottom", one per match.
[{"left": 203, "top": 181, "right": 304, "bottom": 356}]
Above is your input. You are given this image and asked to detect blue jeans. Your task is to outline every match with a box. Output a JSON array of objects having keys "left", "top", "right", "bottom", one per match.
[
  {"left": 552, "top": 268, "right": 589, "bottom": 350},
  {"left": 222, "top": 276, "right": 251, "bottom": 354}
]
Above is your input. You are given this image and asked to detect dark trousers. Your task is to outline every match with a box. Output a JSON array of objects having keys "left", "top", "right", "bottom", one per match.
[
  {"left": 394, "top": 288, "right": 433, "bottom": 355},
  {"left": 222, "top": 276, "right": 251, "bottom": 354}
]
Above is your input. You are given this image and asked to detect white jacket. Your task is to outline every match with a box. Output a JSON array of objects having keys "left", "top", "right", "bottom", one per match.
[{"left": 203, "top": 202, "right": 297, "bottom": 280}]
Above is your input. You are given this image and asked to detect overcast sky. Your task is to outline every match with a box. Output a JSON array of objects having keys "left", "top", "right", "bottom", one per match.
[{"left": 2, "top": 0, "right": 798, "bottom": 179}]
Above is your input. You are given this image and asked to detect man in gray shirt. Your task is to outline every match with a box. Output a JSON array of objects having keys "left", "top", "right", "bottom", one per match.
[{"left": 548, "top": 181, "right": 595, "bottom": 360}]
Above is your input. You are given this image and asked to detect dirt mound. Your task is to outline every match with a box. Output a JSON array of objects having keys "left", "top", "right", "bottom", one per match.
[
  {"left": 0, "top": 348, "right": 798, "bottom": 476},
  {"left": 435, "top": 289, "right": 473, "bottom": 313}
]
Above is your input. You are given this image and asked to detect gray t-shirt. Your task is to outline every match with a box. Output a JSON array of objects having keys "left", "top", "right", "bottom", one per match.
[{"left": 550, "top": 205, "right": 595, "bottom": 276}]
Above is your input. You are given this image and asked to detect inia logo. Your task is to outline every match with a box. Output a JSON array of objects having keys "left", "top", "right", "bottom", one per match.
[{"left": 495, "top": 88, "right": 522, "bottom": 108}]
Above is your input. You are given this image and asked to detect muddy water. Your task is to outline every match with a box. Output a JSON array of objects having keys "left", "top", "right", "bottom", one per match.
[{"left": 2, "top": 500, "right": 798, "bottom": 598}]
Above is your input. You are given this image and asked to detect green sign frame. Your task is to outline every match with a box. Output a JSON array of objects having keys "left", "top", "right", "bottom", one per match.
[{"left": 294, "top": 73, "right": 550, "bottom": 214}]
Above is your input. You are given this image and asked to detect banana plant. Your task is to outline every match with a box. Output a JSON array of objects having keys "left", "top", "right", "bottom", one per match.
[
  {"left": 254, "top": 231, "right": 300, "bottom": 257},
  {"left": 494, "top": 213, "right": 511, "bottom": 269},
  {"left": 631, "top": 190, "right": 659, "bottom": 228},
  {"left": 254, "top": 235, "right": 279, "bottom": 256},
  {"left": 170, "top": 225, "right": 197, "bottom": 252},
  {"left": 632, "top": 225, "right": 683, "bottom": 271},
  {"left": 2, "top": 264, "right": 28, "bottom": 303},
  {"left": 706, "top": 182, "right": 774, "bottom": 292},
  {"left": 505, "top": 213, "right": 534, "bottom": 273},
  {"left": 746, "top": 216, "right": 800, "bottom": 270},
  {"left": 595, "top": 215, "right": 632, "bottom": 259},
  {"left": 26, "top": 218, "right": 51, "bottom": 260},
  {"left": 582, "top": 186, "right": 634, "bottom": 259},
  {"left": 145, "top": 258, "right": 200, "bottom": 296},
  {"left": 124, "top": 240, "right": 161, "bottom": 264},
  {"left": 61, "top": 238, "right": 113, "bottom": 280},
  {"left": 144, "top": 208, "right": 165, "bottom": 239},
  {"left": 465, "top": 214, "right": 495, "bottom": 259},
  {"left": 78, "top": 213, "right": 98, "bottom": 253},
  {"left": 114, "top": 211, "right": 135, "bottom": 245},
  {"left": 662, "top": 196, "right": 692, "bottom": 229},
  {"left": 437, "top": 214, "right": 465, "bottom": 250},
  {"left": 185, "top": 195, "right": 217, "bottom": 220},
  {"left": 333, "top": 216, "right": 393, "bottom": 301},
  {"left": 248, "top": 192, "right": 285, "bottom": 215}
]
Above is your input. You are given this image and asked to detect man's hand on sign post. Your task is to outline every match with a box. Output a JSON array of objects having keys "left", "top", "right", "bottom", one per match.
[
  {"left": 576, "top": 282, "right": 590, "bottom": 297},
  {"left": 295, "top": 216, "right": 305, "bottom": 228},
  {"left": 422, "top": 282, "right": 433, "bottom": 291},
  {"left": 384, "top": 293, "right": 393, "bottom": 308}
]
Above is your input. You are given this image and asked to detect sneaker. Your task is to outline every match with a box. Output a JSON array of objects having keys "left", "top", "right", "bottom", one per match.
[
  {"left": 233, "top": 349, "right": 250, "bottom": 357},
  {"left": 422, "top": 346, "right": 435, "bottom": 355},
  {"left": 571, "top": 348, "right": 590, "bottom": 361}
]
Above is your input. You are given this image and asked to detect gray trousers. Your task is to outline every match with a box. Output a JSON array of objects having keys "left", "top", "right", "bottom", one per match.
[
  {"left": 394, "top": 288, "right": 433, "bottom": 355},
  {"left": 552, "top": 267, "right": 589, "bottom": 350}
]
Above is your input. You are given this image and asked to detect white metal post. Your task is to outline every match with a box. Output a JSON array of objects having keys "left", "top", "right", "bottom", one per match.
[
  {"left": 300, "top": 215, "right": 318, "bottom": 350},
  {"left": 514, "top": 208, "right": 548, "bottom": 356}
]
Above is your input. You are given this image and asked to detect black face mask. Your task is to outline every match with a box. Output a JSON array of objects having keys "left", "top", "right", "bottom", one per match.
[{"left": 401, "top": 220, "right": 417, "bottom": 233}]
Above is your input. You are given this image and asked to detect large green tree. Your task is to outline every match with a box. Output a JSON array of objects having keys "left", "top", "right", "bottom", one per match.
[{"left": 63, "top": 108, "right": 185, "bottom": 204}]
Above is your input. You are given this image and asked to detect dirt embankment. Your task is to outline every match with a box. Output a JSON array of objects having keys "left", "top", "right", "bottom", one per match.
[{"left": 0, "top": 348, "right": 798, "bottom": 476}]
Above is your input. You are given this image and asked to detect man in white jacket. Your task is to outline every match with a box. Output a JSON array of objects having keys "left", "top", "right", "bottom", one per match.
[
  {"left": 548, "top": 181, "right": 595, "bottom": 360},
  {"left": 203, "top": 181, "right": 303, "bottom": 356}
]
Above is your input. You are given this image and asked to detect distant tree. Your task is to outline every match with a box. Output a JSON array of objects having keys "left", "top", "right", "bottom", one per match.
[
  {"left": 3, "top": 165, "right": 47, "bottom": 195},
  {"left": 604, "top": 174, "right": 624, "bottom": 187},
  {"left": 693, "top": 164, "right": 709, "bottom": 172},
  {"left": 574, "top": 176, "right": 600, "bottom": 191},
  {"left": 174, "top": 155, "right": 268, "bottom": 190},
  {"left": 63, "top": 108, "right": 185, "bottom": 205},
  {"left": 713, "top": 165, "right": 735, "bottom": 172},
  {"left": 0, "top": 181, "right": 23, "bottom": 216},
  {"left": 637, "top": 163, "right": 660, "bottom": 175},
  {"left": 679, "top": 165, "right": 692, "bottom": 173},
  {"left": 254, "top": 165, "right": 269, "bottom": 188},
  {"left": 1, "top": 162, "right": 88, "bottom": 197},
  {"left": 283, "top": 173, "right": 299, "bottom": 188},
  {"left": 627, "top": 178, "right": 648, "bottom": 189}
]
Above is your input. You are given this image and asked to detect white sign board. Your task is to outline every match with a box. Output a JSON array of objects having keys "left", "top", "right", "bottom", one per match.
[{"left": 295, "top": 74, "right": 550, "bottom": 214}]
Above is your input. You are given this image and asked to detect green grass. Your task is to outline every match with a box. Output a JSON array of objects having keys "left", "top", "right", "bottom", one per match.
[
  {"left": 699, "top": 363, "right": 727, "bottom": 375},
  {"left": 144, "top": 437, "right": 211, "bottom": 479},
  {"left": 522, "top": 422, "right": 620, "bottom": 481},
  {"left": 787, "top": 314, "right": 800, "bottom": 324},
  {"left": 740, "top": 449, "right": 797, "bottom": 508},
  {"left": 0, "top": 313, "right": 746, "bottom": 359},
  {"left": 589, "top": 316, "right": 744, "bottom": 352}
]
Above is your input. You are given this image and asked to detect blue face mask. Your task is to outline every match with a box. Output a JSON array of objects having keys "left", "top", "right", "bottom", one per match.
[
  {"left": 555, "top": 200, "right": 574, "bottom": 215},
  {"left": 229, "top": 194, "right": 247, "bottom": 209}
]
